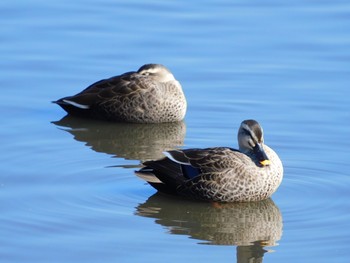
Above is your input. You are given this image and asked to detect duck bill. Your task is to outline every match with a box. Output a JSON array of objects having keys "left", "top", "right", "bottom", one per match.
[{"left": 253, "top": 143, "right": 271, "bottom": 166}]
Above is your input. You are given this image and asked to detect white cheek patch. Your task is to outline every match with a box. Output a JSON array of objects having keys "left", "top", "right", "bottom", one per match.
[
  {"left": 63, "top": 99, "right": 90, "bottom": 109},
  {"left": 146, "top": 68, "right": 158, "bottom": 74}
]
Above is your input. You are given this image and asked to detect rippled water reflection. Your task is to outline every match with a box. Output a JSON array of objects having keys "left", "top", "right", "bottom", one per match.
[
  {"left": 137, "top": 195, "right": 282, "bottom": 246},
  {"left": 137, "top": 195, "right": 282, "bottom": 261},
  {"left": 1, "top": 0, "right": 350, "bottom": 262},
  {"left": 53, "top": 116, "right": 186, "bottom": 163}
]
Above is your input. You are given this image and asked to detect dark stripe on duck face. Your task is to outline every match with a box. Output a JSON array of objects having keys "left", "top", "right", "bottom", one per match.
[
  {"left": 137, "top": 64, "right": 169, "bottom": 73},
  {"left": 241, "top": 119, "right": 264, "bottom": 143}
]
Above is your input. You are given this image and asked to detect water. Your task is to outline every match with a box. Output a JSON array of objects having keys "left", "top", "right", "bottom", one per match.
[{"left": 1, "top": 0, "right": 350, "bottom": 262}]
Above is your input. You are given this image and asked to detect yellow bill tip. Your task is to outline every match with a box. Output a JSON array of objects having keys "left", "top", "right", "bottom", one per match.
[{"left": 260, "top": 159, "right": 271, "bottom": 166}]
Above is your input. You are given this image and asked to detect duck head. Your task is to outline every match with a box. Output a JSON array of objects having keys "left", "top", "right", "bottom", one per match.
[
  {"left": 238, "top": 119, "right": 271, "bottom": 167},
  {"left": 137, "top": 64, "right": 176, "bottom": 82}
]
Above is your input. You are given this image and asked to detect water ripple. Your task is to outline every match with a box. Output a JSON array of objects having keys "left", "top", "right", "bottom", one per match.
[{"left": 278, "top": 163, "right": 350, "bottom": 237}]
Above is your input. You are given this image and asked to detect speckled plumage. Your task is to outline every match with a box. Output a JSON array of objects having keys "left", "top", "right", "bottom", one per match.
[
  {"left": 136, "top": 120, "right": 283, "bottom": 202},
  {"left": 53, "top": 64, "right": 187, "bottom": 123}
]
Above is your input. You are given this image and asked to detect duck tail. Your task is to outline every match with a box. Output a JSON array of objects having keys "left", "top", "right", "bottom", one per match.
[{"left": 53, "top": 97, "right": 92, "bottom": 118}]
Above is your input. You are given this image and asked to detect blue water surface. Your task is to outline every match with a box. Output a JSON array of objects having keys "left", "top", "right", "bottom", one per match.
[{"left": 1, "top": 0, "right": 350, "bottom": 262}]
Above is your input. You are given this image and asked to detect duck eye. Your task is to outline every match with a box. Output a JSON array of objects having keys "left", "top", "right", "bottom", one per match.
[{"left": 139, "top": 70, "right": 148, "bottom": 76}]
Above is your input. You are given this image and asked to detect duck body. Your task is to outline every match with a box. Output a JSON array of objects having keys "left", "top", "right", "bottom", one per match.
[
  {"left": 54, "top": 64, "right": 187, "bottom": 123},
  {"left": 136, "top": 120, "right": 283, "bottom": 202}
]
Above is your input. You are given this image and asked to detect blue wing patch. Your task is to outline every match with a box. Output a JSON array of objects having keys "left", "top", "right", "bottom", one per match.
[{"left": 181, "top": 164, "right": 200, "bottom": 180}]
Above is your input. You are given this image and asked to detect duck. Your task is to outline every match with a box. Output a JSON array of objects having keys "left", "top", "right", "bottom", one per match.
[
  {"left": 53, "top": 64, "right": 187, "bottom": 123},
  {"left": 135, "top": 119, "right": 283, "bottom": 202}
]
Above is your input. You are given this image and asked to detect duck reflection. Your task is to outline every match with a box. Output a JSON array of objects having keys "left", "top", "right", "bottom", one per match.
[
  {"left": 52, "top": 115, "right": 186, "bottom": 162},
  {"left": 136, "top": 194, "right": 282, "bottom": 262}
]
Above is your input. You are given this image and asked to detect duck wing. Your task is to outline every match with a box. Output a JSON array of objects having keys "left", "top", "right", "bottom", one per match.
[
  {"left": 136, "top": 157, "right": 185, "bottom": 194},
  {"left": 172, "top": 148, "right": 256, "bottom": 200},
  {"left": 166, "top": 147, "right": 242, "bottom": 172},
  {"left": 53, "top": 71, "right": 156, "bottom": 117},
  {"left": 137, "top": 147, "right": 243, "bottom": 196}
]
